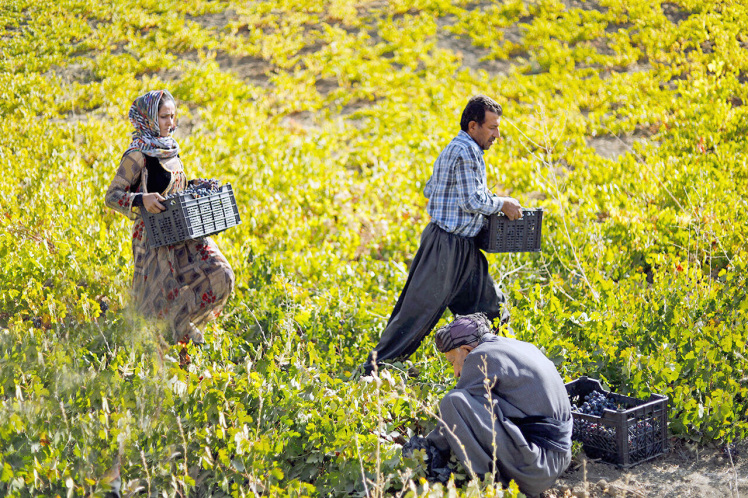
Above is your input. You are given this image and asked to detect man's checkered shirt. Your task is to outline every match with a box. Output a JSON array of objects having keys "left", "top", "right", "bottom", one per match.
[{"left": 424, "top": 130, "right": 504, "bottom": 237}]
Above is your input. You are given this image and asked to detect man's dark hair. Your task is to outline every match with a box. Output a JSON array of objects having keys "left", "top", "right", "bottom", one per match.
[{"left": 460, "top": 95, "right": 502, "bottom": 131}]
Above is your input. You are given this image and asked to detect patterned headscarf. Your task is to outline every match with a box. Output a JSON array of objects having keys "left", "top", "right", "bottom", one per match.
[
  {"left": 434, "top": 313, "right": 493, "bottom": 353},
  {"left": 125, "top": 89, "right": 180, "bottom": 159}
]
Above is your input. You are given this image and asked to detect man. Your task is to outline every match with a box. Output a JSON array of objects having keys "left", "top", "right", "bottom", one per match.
[
  {"left": 362, "top": 95, "right": 522, "bottom": 374},
  {"left": 420, "top": 313, "right": 572, "bottom": 496}
]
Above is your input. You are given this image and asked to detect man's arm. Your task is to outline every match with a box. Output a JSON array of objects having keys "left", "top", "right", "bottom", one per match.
[
  {"left": 425, "top": 351, "right": 503, "bottom": 460},
  {"left": 453, "top": 148, "right": 523, "bottom": 220},
  {"left": 454, "top": 150, "right": 503, "bottom": 216},
  {"left": 454, "top": 350, "right": 502, "bottom": 398}
]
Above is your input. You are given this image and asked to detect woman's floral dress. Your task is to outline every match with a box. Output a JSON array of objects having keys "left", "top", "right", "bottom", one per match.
[{"left": 105, "top": 150, "right": 234, "bottom": 342}]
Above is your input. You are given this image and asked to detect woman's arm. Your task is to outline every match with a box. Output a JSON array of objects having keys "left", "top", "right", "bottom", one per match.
[{"left": 105, "top": 151, "right": 146, "bottom": 220}]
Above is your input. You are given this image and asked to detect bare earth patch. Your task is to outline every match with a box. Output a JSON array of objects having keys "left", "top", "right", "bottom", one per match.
[
  {"left": 545, "top": 440, "right": 747, "bottom": 497},
  {"left": 436, "top": 16, "right": 517, "bottom": 78}
]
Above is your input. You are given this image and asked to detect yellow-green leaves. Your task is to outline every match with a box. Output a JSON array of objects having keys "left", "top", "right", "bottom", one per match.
[{"left": 2, "top": 0, "right": 748, "bottom": 495}]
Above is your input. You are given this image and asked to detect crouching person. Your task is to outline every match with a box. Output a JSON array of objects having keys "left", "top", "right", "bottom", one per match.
[{"left": 425, "top": 313, "right": 572, "bottom": 496}]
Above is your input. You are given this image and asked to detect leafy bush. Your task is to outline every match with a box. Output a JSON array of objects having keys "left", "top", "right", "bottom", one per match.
[{"left": 1, "top": 0, "right": 747, "bottom": 495}]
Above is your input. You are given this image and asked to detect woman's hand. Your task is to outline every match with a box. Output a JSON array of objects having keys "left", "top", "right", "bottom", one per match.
[{"left": 143, "top": 193, "right": 166, "bottom": 213}]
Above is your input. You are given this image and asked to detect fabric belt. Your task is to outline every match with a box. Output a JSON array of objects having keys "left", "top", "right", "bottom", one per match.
[{"left": 509, "top": 415, "right": 573, "bottom": 453}]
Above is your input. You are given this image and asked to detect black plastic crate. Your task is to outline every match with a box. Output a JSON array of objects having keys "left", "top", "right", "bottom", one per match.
[
  {"left": 476, "top": 208, "right": 543, "bottom": 253},
  {"left": 565, "top": 377, "right": 668, "bottom": 468},
  {"left": 142, "top": 184, "right": 241, "bottom": 249}
]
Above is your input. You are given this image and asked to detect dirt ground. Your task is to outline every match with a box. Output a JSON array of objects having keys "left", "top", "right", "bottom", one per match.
[{"left": 545, "top": 439, "right": 747, "bottom": 497}]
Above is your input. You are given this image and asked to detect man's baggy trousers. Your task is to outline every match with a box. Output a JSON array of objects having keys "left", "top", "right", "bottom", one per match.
[{"left": 363, "top": 222, "right": 509, "bottom": 374}]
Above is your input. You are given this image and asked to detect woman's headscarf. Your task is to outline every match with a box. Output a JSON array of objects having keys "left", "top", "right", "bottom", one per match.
[
  {"left": 434, "top": 313, "right": 493, "bottom": 353},
  {"left": 125, "top": 89, "right": 180, "bottom": 159}
]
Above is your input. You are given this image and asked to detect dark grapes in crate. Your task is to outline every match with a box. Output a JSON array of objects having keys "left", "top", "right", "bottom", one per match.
[
  {"left": 571, "top": 390, "right": 622, "bottom": 417},
  {"left": 565, "top": 376, "right": 668, "bottom": 468},
  {"left": 182, "top": 178, "right": 222, "bottom": 198}
]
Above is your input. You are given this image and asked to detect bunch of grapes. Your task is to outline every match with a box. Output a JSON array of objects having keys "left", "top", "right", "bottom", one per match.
[
  {"left": 628, "top": 419, "right": 658, "bottom": 452},
  {"left": 570, "top": 390, "right": 665, "bottom": 462},
  {"left": 176, "top": 178, "right": 222, "bottom": 199},
  {"left": 572, "top": 391, "right": 621, "bottom": 417},
  {"left": 577, "top": 420, "right": 615, "bottom": 438}
]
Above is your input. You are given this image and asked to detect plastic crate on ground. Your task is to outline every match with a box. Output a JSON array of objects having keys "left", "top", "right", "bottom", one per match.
[
  {"left": 565, "top": 376, "right": 668, "bottom": 468},
  {"left": 476, "top": 207, "right": 543, "bottom": 253},
  {"left": 142, "top": 184, "right": 241, "bottom": 249}
]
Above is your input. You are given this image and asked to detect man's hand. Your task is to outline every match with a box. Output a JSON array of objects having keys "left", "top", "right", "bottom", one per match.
[
  {"left": 143, "top": 193, "right": 166, "bottom": 213},
  {"left": 500, "top": 197, "right": 522, "bottom": 220}
]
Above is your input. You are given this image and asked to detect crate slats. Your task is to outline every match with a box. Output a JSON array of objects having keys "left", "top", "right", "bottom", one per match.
[
  {"left": 142, "top": 184, "right": 241, "bottom": 249},
  {"left": 477, "top": 208, "right": 544, "bottom": 253},
  {"left": 565, "top": 376, "right": 668, "bottom": 468}
]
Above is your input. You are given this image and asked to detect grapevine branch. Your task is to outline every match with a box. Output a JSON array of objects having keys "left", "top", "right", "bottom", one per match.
[{"left": 505, "top": 111, "right": 600, "bottom": 301}]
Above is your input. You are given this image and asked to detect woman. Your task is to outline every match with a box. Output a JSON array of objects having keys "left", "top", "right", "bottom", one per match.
[{"left": 105, "top": 89, "right": 235, "bottom": 344}]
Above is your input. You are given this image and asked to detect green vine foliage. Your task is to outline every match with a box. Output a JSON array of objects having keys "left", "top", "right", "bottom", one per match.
[{"left": 1, "top": 0, "right": 747, "bottom": 495}]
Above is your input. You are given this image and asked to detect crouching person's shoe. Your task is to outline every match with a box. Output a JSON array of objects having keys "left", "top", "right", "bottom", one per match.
[{"left": 402, "top": 435, "right": 453, "bottom": 484}]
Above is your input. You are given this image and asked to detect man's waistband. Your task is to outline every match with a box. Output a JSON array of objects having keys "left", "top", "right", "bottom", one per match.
[{"left": 428, "top": 220, "right": 481, "bottom": 239}]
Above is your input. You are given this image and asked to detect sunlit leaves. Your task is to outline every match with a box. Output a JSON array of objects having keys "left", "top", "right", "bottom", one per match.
[{"left": 1, "top": 0, "right": 748, "bottom": 495}]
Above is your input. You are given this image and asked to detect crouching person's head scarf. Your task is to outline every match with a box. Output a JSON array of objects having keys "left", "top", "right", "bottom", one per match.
[{"left": 434, "top": 313, "right": 493, "bottom": 353}]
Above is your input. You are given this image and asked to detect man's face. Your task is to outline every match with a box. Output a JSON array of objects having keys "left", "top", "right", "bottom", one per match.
[
  {"left": 467, "top": 111, "right": 501, "bottom": 150},
  {"left": 444, "top": 346, "right": 473, "bottom": 378}
]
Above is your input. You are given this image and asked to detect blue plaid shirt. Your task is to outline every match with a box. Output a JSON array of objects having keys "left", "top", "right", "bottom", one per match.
[{"left": 424, "top": 130, "right": 504, "bottom": 237}]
